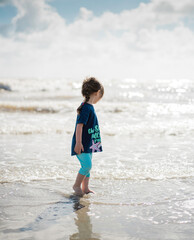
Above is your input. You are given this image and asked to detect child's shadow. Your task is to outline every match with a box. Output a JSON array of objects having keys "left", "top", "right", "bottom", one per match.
[{"left": 3, "top": 194, "right": 85, "bottom": 233}]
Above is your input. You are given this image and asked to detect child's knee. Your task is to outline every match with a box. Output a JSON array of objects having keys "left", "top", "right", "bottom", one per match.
[
  {"left": 86, "top": 172, "right": 90, "bottom": 178},
  {"left": 80, "top": 162, "right": 92, "bottom": 176},
  {"left": 87, "top": 161, "right": 92, "bottom": 171},
  {"left": 77, "top": 153, "right": 92, "bottom": 176},
  {"left": 84, "top": 163, "right": 92, "bottom": 174}
]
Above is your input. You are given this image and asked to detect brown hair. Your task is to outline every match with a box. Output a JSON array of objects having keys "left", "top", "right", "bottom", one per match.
[{"left": 77, "top": 77, "right": 104, "bottom": 114}]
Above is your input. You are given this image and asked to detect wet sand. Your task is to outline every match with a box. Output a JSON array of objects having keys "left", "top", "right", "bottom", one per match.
[
  {"left": 1, "top": 78, "right": 194, "bottom": 239},
  {"left": 1, "top": 177, "right": 194, "bottom": 240}
]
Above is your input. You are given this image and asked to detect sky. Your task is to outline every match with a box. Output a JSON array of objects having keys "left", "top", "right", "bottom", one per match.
[{"left": 0, "top": 0, "right": 194, "bottom": 80}]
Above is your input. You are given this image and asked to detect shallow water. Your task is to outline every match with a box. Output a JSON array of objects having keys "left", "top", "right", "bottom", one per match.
[{"left": 0, "top": 78, "right": 194, "bottom": 239}]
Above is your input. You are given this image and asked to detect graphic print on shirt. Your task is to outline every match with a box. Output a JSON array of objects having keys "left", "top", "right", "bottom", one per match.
[
  {"left": 90, "top": 140, "right": 102, "bottom": 152},
  {"left": 71, "top": 103, "right": 103, "bottom": 156},
  {"left": 88, "top": 124, "right": 102, "bottom": 152}
]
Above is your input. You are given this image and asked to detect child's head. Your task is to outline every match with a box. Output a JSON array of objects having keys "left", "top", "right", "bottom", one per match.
[
  {"left": 77, "top": 77, "right": 104, "bottom": 114},
  {"left": 82, "top": 77, "right": 104, "bottom": 102}
]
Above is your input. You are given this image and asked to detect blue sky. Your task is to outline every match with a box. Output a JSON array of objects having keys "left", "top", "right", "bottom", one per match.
[
  {"left": 0, "top": 0, "right": 194, "bottom": 80},
  {"left": 0, "top": 3, "right": 16, "bottom": 24},
  {"left": 0, "top": 0, "right": 150, "bottom": 24},
  {"left": 0, "top": 0, "right": 193, "bottom": 30},
  {"left": 49, "top": 0, "right": 150, "bottom": 23}
]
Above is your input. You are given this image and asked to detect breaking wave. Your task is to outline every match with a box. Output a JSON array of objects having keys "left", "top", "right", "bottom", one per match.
[{"left": 0, "top": 104, "right": 58, "bottom": 113}]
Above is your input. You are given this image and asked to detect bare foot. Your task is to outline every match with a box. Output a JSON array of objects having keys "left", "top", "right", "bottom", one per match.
[
  {"left": 82, "top": 189, "right": 95, "bottom": 194},
  {"left": 73, "top": 186, "right": 84, "bottom": 197}
]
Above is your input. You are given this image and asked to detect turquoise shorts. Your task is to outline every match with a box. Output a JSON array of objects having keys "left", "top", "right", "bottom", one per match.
[{"left": 76, "top": 153, "right": 92, "bottom": 178}]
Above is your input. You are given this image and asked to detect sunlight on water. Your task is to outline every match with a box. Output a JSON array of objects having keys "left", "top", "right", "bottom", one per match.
[{"left": 0, "top": 77, "right": 194, "bottom": 239}]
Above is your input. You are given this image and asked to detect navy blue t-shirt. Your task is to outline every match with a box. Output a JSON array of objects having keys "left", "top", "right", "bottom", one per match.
[{"left": 71, "top": 102, "right": 102, "bottom": 156}]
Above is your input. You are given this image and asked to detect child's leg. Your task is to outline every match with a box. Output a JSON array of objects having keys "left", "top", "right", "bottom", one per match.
[
  {"left": 73, "top": 153, "right": 92, "bottom": 195},
  {"left": 82, "top": 176, "right": 95, "bottom": 194},
  {"left": 73, "top": 173, "right": 85, "bottom": 196},
  {"left": 80, "top": 153, "right": 94, "bottom": 194}
]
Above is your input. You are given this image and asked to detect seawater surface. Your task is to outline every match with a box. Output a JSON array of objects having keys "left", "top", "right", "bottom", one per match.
[{"left": 0, "top": 78, "right": 194, "bottom": 240}]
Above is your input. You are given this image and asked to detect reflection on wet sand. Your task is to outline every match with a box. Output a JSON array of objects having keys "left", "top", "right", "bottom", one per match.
[
  {"left": 70, "top": 203, "right": 100, "bottom": 240},
  {"left": 3, "top": 195, "right": 85, "bottom": 233},
  {"left": 3, "top": 193, "right": 100, "bottom": 239}
]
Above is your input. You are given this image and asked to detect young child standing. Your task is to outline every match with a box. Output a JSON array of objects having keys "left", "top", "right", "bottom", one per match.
[{"left": 71, "top": 77, "right": 104, "bottom": 196}]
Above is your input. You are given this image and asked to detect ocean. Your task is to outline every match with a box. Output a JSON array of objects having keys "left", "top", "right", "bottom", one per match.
[{"left": 0, "top": 77, "right": 194, "bottom": 240}]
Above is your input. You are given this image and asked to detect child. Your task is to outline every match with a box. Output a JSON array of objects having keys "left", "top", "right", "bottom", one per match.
[{"left": 71, "top": 77, "right": 104, "bottom": 196}]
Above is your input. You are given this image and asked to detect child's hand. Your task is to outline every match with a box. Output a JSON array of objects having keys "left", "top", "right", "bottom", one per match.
[{"left": 74, "top": 142, "right": 84, "bottom": 155}]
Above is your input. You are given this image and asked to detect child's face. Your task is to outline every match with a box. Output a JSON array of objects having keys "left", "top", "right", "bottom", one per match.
[{"left": 93, "top": 90, "right": 102, "bottom": 104}]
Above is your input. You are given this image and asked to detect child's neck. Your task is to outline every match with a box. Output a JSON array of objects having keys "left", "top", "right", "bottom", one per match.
[
  {"left": 87, "top": 96, "right": 95, "bottom": 105},
  {"left": 87, "top": 100, "right": 93, "bottom": 105}
]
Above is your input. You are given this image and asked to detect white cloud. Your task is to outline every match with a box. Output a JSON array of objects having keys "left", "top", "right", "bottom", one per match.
[
  {"left": 78, "top": 7, "right": 93, "bottom": 21},
  {"left": 0, "top": 0, "right": 194, "bottom": 80},
  {"left": 11, "top": 0, "right": 65, "bottom": 33}
]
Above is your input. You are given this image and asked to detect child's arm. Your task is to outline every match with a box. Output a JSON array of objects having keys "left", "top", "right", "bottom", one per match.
[{"left": 74, "top": 123, "right": 84, "bottom": 154}]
